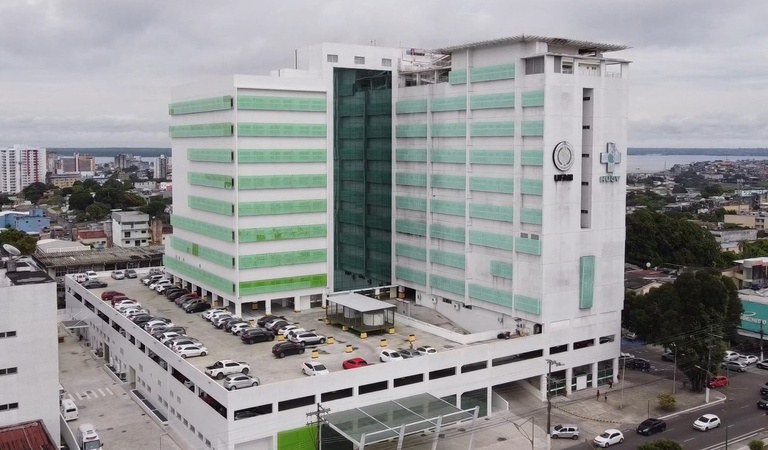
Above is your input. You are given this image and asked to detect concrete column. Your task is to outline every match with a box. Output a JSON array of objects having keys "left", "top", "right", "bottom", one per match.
[
  {"left": 293, "top": 296, "right": 301, "bottom": 313},
  {"left": 612, "top": 357, "right": 619, "bottom": 384},
  {"left": 591, "top": 361, "right": 599, "bottom": 387},
  {"left": 265, "top": 299, "right": 272, "bottom": 315},
  {"left": 565, "top": 367, "right": 573, "bottom": 395},
  {"left": 234, "top": 302, "right": 242, "bottom": 318},
  {"left": 539, "top": 374, "right": 547, "bottom": 401}
]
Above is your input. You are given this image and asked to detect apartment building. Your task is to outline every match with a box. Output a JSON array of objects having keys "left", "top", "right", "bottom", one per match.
[{"left": 0, "top": 145, "right": 46, "bottom": 194}]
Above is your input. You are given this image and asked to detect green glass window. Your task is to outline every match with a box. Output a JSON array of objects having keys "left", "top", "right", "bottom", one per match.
[
  {"left": 396, "top": 219, "right": 427, "bottom": 237},
  {"left": 396, "top": 99, "right": 428, "bottom": 114},
  {"left": 188, "top": 172, "right": 234, "bottom": 189},
  {"left": 240, "top": 249, "right": 327, "bottom": 269},
  {"left": 238, "top": 149, "right": 326, "bottom": 163},
  {"left": 163, "top": 256, "right": 234, "bottom": 294},
  {"left": 520, "top": 179, "right": 543, "bottom": 196},
  {"left": 469, "top": 230, "right": 514, "bottom": 250},
  {"left": 470, "top": 64, "right": 515, "bottom": 82},
  {"left": 430, "top": 223, "right": 465, "bottom": 243},
  {"left": 519, "top": 208, "right": 543, "bottom": 225},
  {"left": 431, "top": 96, "right": 466, "bottom": 112},
  {"left": 239, "top": 274, "right": 327, "bottom": 296},
  {"left": 470, "top": 93, "right": 515, "bottom": 110},
  {"left": 188, "top": 196, "right": 234, "bottom": 216},
  {"left": 430, "top": 274, "right": 465, "bottom": 295},
  {"left": 188, "top": 148, "right": 234, "bottom": 163},
  {"left": 396, "top": 266, "right": 427, "bottom": 286},
  {"left": 395, "top": 243, "right": 427, "bottom": 261},
  {"left": 469, "top": 283, "right": 512, "bottom": 307},
  {"left": 238, "top": 199, "right": 327, "bottom": 216},
  {"left": 396, "top": 196, "right": 427, "bottom": 212},
  {"left": 469, "top": 203, "right": 513, "bottom": 222},
  {"left": 449, "top": 69, "right": 467, "bottom": 85},
  {"left": 238, "top": 174, "right": 326, "bottom": 190},
  {"left": 431, "top": 149, "right": 465, "bottom": 164},
  {"left": 490, "top": 261, "right": 513, "bottom": 279},
  {"left": 238, "top": 123, "right": 326, "bottom": 137},
  {"left": 239, "top": 225, "right": 326, "bottom": 242},
  {"left": 580, "top": 256, "right": 596, "bottom": 309},
  {"left": 171, "top": 215, "right": 233, "bottom": 242},
  {"left": 432, "top": 122, "right": 466, "bottom": 138},
  {"left": 431, "top": 249, "right": 465, "bottom": 269},
  {"left": 470, "top": 150, "right": 514, "bottom": 165},
  {"left": 521, "top": 90, "right": 545, "bottom": 107},
  {"left": 521, "top": 150, "right": 544, "bottom": 166},
  {"left": 395, "top": 148, "right": 427, "bottom": 162},
  {"left": 515, "top": 237, "right": 542, "bottom": 255},
  {"left": 396, "top": 123, "right": 428, "bottom": 138},
  {"left": 470, "top": 177, "right": 514, "bottom": 194},
  {"left": 470, "top": 122, "right": 514, "bottom": 137},
  {"left": 431, "top": 200, "right": 465, "bottom": 217},
  {"left": 170, "top": 237, "right": 234, "bottom": 268},
  {"left": 515, "top": 294, "right": 541, "bottom": 315},
  {"left": 432, "top": 174, "right": 466, "bottom": 190},
  {"left": 170, "top": 123, "right": 233, "bottom": 138},
  {"left": 237, "top": 95, "right": 326, "bottom": 111},
  {"left": 169, "top": 96, "right": 233, "bottom": 115},
  {"left": 395, "top": 172, "right": 427, "bottom": 187},
  {"left": 521, "top": 120, "right": 544, "bottom": 136}
]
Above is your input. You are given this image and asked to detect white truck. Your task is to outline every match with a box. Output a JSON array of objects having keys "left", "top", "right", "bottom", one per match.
[
  {"left": 205, "top": 359, "right": 250, "bottom": 380},
  {"left": 77, "top": 423, "right": 103, "bottom": 450}
]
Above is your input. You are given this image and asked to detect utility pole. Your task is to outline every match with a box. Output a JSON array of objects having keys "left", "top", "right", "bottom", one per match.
[
  {"left": 306, "top": 403, "right": 331, "bottom": 450},
  {"left": 545, "top": 359, "right": 563, "bottom": 450},
  {"left": 760, "top": 321, "right": 764, "bottom": 361},
  {"left": 620, "top": 355, "right": 627, "bottom": 409},
  {"left": 672, "top": 342, "right": 678, "bottom": 394}
]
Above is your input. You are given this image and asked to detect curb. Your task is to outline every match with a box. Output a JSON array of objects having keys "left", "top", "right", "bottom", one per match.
[{"left": 659, "top": 394, "right": 726, "bottom": 420}]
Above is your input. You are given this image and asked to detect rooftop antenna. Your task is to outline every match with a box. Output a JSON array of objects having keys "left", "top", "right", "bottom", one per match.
[{"left": 3, "top": 244, "right": 21, "bottom": 272}]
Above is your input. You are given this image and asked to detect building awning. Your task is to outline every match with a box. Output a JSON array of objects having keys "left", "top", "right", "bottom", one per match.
[
  {"left": 323, "top": 393, "right": 477, "bottom": 447},
  {"left": 327, "top": 293, "right": 396, "bottom": 313},
  {"left": 61, "top": 320, "right": 89, "bottom": 329}
]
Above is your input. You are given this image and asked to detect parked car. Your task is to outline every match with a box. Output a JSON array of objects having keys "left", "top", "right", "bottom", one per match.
[
  {"left": 550, "top": 424, "right": 580, "bottom": 440},
  {"left": 225, "top": 320, "right": 250, "bottom": 333},
  {"left": 626, "top": 358, "right": 651, "bottom": 371},
  {"left": 149, "top": 279, "right": 171, "bottom": 290},
  {"left": 289, "top": 332, "right": 326, "bottom": 346},
  {"left": 265, "top": 319, "right": 290, "bottom": 332},
  {"left": 124, "top": 269, "right": 137, "bottom": 279},
  {"left": 636, "top": 418, "right": 666, "bottom": 436},
  {"left": 692, "top": 414, "right": 720, "bottom": 431},
  {"left": 302, "top": 361, "right": 329, "bottom": 376},
  {"left": 380, "top": 349, "right": 403, "bottom": 362},
  {"left": 399, "top": 349, "right": 420, "bottom": 359},
  {"left": 621, "top": 328, "right": 637, "bottom": 341},
  {"left": 272, "top": 342, "right": 306, "bottom": 358},
  {"left": 229, "top": 323, "right": 252, "bottom": 335},
  {"left": 758, "top": 399, "right": 768, "bottom": 410},
  {"left": 175, "top": 344, "right": 208, "bottom": 359},
  {"left": 342, "top": 358, "right": 368, "bottom": 370},
  {"left": 257, "top": 315, "right": 285, "bottom": 327},
  {"left": 757, "top": 359, "right": 768, "bottom": 370},
  {"left": 146, "top": 323, "right": 174, "bottom": 334},
  {"left": 723, "top": 350, "right": 741, "bottom": 361},
  {"left": 205, "top": 360, "right": 250, "bottom": 379},
  {"left": 167, "top": 289, "right": 190, "bottom": 300},
  {"left": 223, "top": 374, "right": 260, "bottom": 390},
  {"left": 285, "top": 328, "right": 307, "bottom": 341},
  {"left": 708, "top": 376, "right": 729, "bottom": 389},
  {"left": 143, "top": 318, "right": 172, "bottom": 330},
  {"left": 175, "top": 293, "right": 200, "bottom": 306},
  {"left": 168, "top": 338, "right": 202, "bottom": 351},
  {"left": 159, "top": 333, "right": 185, "bottom": 345},
  {"left": 114, "top": 300, "right": 140, "bottom": 311},
  {"left": 143, "top": 274, "right": 164, "bottom": 286},
  {"left": 278, "top": 324, "right": 301, "bottom": 336},
  {"left": 84, "top": 270, "right": 99, "bottom": 280},
  {"left": 100, "top": 291, "right": 125, "bottom": 301},
  {"left": 111, "top": 270, "right": 125, "bottom": 280},
  {"left": 417, "top": 346, "right": 437, "bottom": 355},
  {"left": 161, "top": 326, "right": 186, "bottom": 335},
  {"left": 593, "top": 429, "right": 623, "bottom": 447},
  {"left": 214, "top": 316, "right": 239, "bottom": 329},
  {"left": 82, "top": 280, "right": 108, "bottom": 289},
  {"left": 241, "top": 328, "right": 275, "bottom": 344},
  {"left": 760, "top": 382, "right": 768, "bottom": 396},
  {"left": 131, "top": 314, "right": 154, "bottom": 325},
  {"left": 736, "top": 355, "right": 759, "bottom": 365},
  {"left": 203, "top": 308, "right": 228, "bottom": 321},
  {"left": 720, "top": 360, "right": 747, "bottom": 373},
  {"left": 661, "top": 350, "right": 675, "bottom": 362},
  {"left": 185, "top": 302, "right": 211, "bottom": 313}
]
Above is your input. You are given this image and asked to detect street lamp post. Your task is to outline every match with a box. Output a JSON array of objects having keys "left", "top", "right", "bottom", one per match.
[
  {"left": 510, "top": 416, "right": 535, "bottom": 450},
  {"left": 694, "top": 365, "right": 712, "bottom": 404},
  {"left": 620, "top": 355, "right": 627, "bottom": 409},
  {"left": 671, "top": 343, "right": 677, "bottom": 394},
  {"left": 545, "top": 358, "right": 563, "bottom": 450}
]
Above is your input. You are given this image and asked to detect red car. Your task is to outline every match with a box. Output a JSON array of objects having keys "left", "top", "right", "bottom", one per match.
[
  {"left": 101, "top": 291, "right": 125, "bottom": 301},
  {"left": 708, "top": 376, "right": 729, "bottom": 389},
  {"left": 342, "top": 358, "right": 369, "bottom": 370}
]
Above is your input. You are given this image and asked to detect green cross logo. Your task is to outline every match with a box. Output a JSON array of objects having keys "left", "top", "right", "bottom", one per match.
[{"left": 600, "top": 143, "right": 621, "bottom": 173}]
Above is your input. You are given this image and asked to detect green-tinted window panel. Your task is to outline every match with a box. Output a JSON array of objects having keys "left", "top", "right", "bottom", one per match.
[
  {"left": 471, "top": 64, "right": 515, "bottom": 83},
  {"left": 396, "top": 266, "right": 427, "bottom": 286},
  {"left": 432, "top": 122, "right": 466, "bottom": 138},
  {"left": 188, "top": 148, "right": 234, "bottom": 163},
  {"left": 396, "top": 123, "right": 428, "bottom": 138},
  {"left": 469, "top": 283, "right": 512, "bottom": 307},
  {"left": 238, "top": 123, "right": 326, "bottom": 137},
  {"left": 431, "top": 249, "right": 465, "bottom": 269},
  {"left": 239, "top": 199, "right": 327, "bottom": 216},
  {"left": 432, "top": 149, "right": 465, "bottom": 164},
  {"left": 470, "top": 122, "right": 514, "bottom": 137},
  {"left": 396, "top": 148, "right": 427, "bottom": 162},
  {"left": 278, "top": 425, "right": 315, "bottom": 450},
  {"left": 430, "top": 274, "right": 465, "bottom": 296},
  {"left": 432, "top": 174, "right": 466, "bottom": 190},
  {"left": 469, "top": 203, "right": 513, "bottom": 222},
  {"left": 515, "top": 237, "right": 542, "bottom": 255},
  {"left": 395, "top": 219, "right": 427, "bottom": 237},
  {"left": 431, "top": 96, "right": 466, "bottom": 112},
  {"left": 395, "top": 243, "right": 427, "bottom": 261},
  {"left": 163, "top": 256, "right": 234, "bottom": 294},
  {"left": 469, "top": 230, "right": 514, "bottom": 250},
  {"left": 470, "top": 150, "right": 514, "bottom": 165},
  {"left": 240, "top": 249, "right": 327, "bottom": 269},
  {"left": 430, "top": 223, "right": 465, "bottom": 243},
  {"left": 431, "top": 199, "right": 465, "bottom": 217},
  {"left": 490, "top": 261, "right": 514, "bottom": 279},
  {"left": 239, "top": 273, "right": 327, "bottom": 296},
  {"left": 237, "top": 95, "right": 326, "bottom": 112},
  {"left": 470, "top": 93, "right": 515, "bottom": 110},
  {"left": 521, "top": 150, "right": 544, "bottom": 166},
  {"left": 239, "top": 224, "right": 327, "bottom": 242},
  {"left": 396, "top": 196, "right": 427, "bottom": 212},
  {"left": 580, "top": 255, "right": 596, "bottom": 309},
  {"left": 515, "top": 294, "right": 541, "bottom": 315},
  {"left": 171, "top": 215, "right": 233, "bottom": 242},
  {"left": 396, "top": 99, "right": 428, "bottom": 114},
  {"left": 520, "top": 179, "right": 543, "bottom": 196},
  {"left": 395, "top": 172, "right": 427, "bottom": 187},
  {"left": 521, "top": 120, "right": 544, "bottom": 137},
  {"left": 188, "top": 195, "right": 234, "bottom": 216},
  {"left": 238, "top": 174, "right": 326, "bottom": 190},
  {"left": 170, "top": 123, "right": 233, "bottom": 138},
  {"left": 169, "top": 96, "right": 233, "bottom": 115},
  {"left": 470, "top": 177, "right": 514, "bottom": 194},
  {"left": 521, "top": 90, "right": 545, "bottom": 107},
  {"left": 188, "top": 172, "right": 234, "bottom": 189},
  {"left": 170, "top": 236, "right": 233, "bottom": 268},
  {"left": 238, "top": 149, "right": 326, "bottom": 163},
  {"left": 449, "top": 69, "right": 467, "bottom": 85},
  {"left": 520, "top": 208, "right": 543, "bottom": 225}
]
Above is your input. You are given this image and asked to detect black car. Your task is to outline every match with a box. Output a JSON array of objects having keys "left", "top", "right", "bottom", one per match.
[
  {"left": 758, "top": 399, "right": 768, "bottom": 410},
  {"left": 272, "top": 341, "right": 305, "bottom": 358},
  {"left": 626, "top": 358, "right": 651, "bottom": 371},
  {"left": 217, "top": 317, "right": 242, "bottom": 330},
  {"left": 636, "top": 418, "right": 666, "bottom": 435},
  {"left": 760, "top": 383, "right": 768, "bottom": 396},
  {"left": 164, "top": 288, "right": 186, "bottom": 298},
  {"left": 185, "top": 302, "right": 211, "bottom": 313},
  {"left": 180, "top": 298, "right": 201, "bottom": 309},
  {"left": 82, "top": 280, "right": 108, "bottom": 289},
  {"left": 242, "top": 328, "right": 275, "bottom": 344},
  {"left": 266, "top": 319, "right": 290, "bottom": 332},
  {"left": 131, "top": 314, "right": 154, "bottom": 325},
  {"left": 257, "top": 315, "right": 285, "bottom": 327},
  {"left": 168, "top": 289, "right": 190, "bottom": 300}
]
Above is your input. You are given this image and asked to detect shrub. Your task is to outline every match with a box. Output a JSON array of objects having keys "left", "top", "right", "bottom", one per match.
[
  {"left": 748, "top": 440, "right": 765, "bottom": 450},
  {"left": 657, "top": 393, "right": 676, "bottom": 411}
]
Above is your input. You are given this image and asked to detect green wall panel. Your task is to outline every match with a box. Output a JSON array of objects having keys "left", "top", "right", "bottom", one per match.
[
  {"left": 396, "top": 99, "right": 428, "bottom": 114},
  {"left": 188, "top": 195, "right": 234, "bottom": 216},
  {"left": 239, "top": 273, "right": 327, "bottom": 296},
  {"left": 395, "top": 243, "right": 427, "bottom": 261},
  {"left": 395, "top": 219, "right": 427, "bottom": 236},
  {"left": 580, "top": 255, "right": 596, "bottom": 309},
  {"left": 277, "top": 426, "right": 315, "bottom": 450},
  {"left": 432, "top": 149, "right": 466, "bottom": 164},
  {"left": 238, "top": 123, "right": 326, "bottom": 137},
  {"left": 430, "top": 274, "right": 465, "bottom": 295},
  {"left": 515, "top": 237, "right": 542, "bottom": 255},
  {"left": 520, "top": 208, "right": 543, "bottom": 225},
  {"left": 170, "top": 123, "right": 233, "bottom": 138},
  {"left": 521, "top": 90, "right": 545, "bottom": 107},
  {"left": 163, "top": 256, "right": 234, "bottom": 294},
  {"left": 170, "top": 236, "right": 234, "bottom": 268},
  {"left": 449, "top": 69, "right": 468, "bottom": 85},
  {"left": 237, "top": 95, "right": 326, "bottom": 111},
  {"left": 169, "top": 96, "right": 233, "bottom": 115},
  {"left": 431, "top": 199, "right": 465, "bottom": 217},
  {"left": 431, "top": 96, "right": 467, "bottom": 112},
  {"left": 188, "top": 148, "right": 234, "bottom": 163},
  {"left": 238, "top": 174, "right": 326, "bottom": 190},
  {"left": 238, "top": 149, "right": 326, "bottom": 163},
  {"left": 470, "top": 63, "right": 516, "bottom": 82},
  {"left": 432, "top": 122, "right": 466, "bottom": 138},
  {"left": 396, "top": 148, "right": 427, "bottom": 162},
  {"left": 470, "top": 150, "right": 514, "bottom": 165},
  {"left": 188, "top": 172, "right": 234, "bottom": 189},
  {"left": 238, "top": 199, "right": 327, "bottom": 216},
  {"left": 396, "top": 196, "right": 427, "bottom": 212},
  {"left": 239, "top": 224, "right": 327, "bottom": 242},
  {"left": 430, "top": 223, "right": 465, "bottom": 243},
  {"left": 469, "top": 203, "right": 514, "bottom": 222},
  {"left": 521, "top": 179, "right": 544, "bottom": 196},
  {"left": 469, "top": 283, "right": 512, "bottom": 307},
  {"left": 470, "top": 122, "right": 514, "bottom": 137},
  {"left": 396, "top": 265, "right": 427, "bottom": 286},
  {"left": 431, "top": 249, "right": 466, "bottom": 269},
  {"left": 470, "top": 177, "right": 514, "bottom": 194},
  {"left": 395, "top": 172, "right": 427, "bottom": 187},
  {"left": 521, "top": 150, "right": 544, "bottom": 166},
  {"left": 469, "top": 230, "right": 514, "bottom": 250},
  {"left": 471, "top": 93, "right": 515, "bottom": 110},
  {"left": 521, "top": 120, "right": 544, "bottom": 136},
  {"left": 240, "top": 249, "right": 327, "bottom": 269},
  {"left": 515, "top": 294, "right": 541, "bottom": 315},
  {"left": 171, "top": 215, "right": 233, "bottom": 242},
  {"left": 396, "top": 123, "right": 428, "bottom": 138},
  {"left": 432, "top": 174, "right": 466, "bottom": 190},
  {"left": 490, "top": 261, "right": 514, "bottom": 279}
]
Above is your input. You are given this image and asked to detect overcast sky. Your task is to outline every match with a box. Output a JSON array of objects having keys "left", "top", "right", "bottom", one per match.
[{"left": 1, "top": 0, "right": 766, "bottom": 149}]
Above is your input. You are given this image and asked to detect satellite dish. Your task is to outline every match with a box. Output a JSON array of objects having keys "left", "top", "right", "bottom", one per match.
[{"left": 2, "top": 244, "right": 21, "bottom": 257}]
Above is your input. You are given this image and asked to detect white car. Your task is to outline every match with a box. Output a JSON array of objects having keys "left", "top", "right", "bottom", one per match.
[
  {"left": 175, "top": 344, "right": 208, "bottom": 358},
  {"left": 111, "top": 270, "right": 125, "bottom": 280},
  {"left": 736, "top": 354, "right": 758, "bottom": 365},
  {"left": 85, "top": 270, "right": 99, "bottom": 280},
  {"left": 286, "top": 328, "right": 307, "bottom": 341},
  {"left": 230, "top": 323, "right": 252, "bottom": 335},
  {"left": 302, "top": 361, "right": 329, "bottom": 376},
  {"left": 150, "top": 279, "right": 171, "bottom": 290},
  {"left": 158, "top": 332, "right": 184, "bottom": 344},
  {"left": 723, "top": 350, "right": 741, "bottom": 361},
  {"left": 279, "top": 324, "right": 300, "bottom": 336},
  {"left": 122, "top": 308, "right": 148, "bottom": 317},
  {"left": 593, "top": 429, "right": 624, "bottom": 447},
  {"left": 380, "top": 349, "right": 403, "bottom": 362},
  {"left": 289, "top": 332, "right": 326, "bottom": 346},
  {"left": 202, "top": 308, "right": 228, "bottom": 320},
  {"left": 417, "top": 346, "right": 437, "bottom": 355},
  {"left": 693, "top": 414, "right": 720, "bottom": 431},
  {"left": 115, "top": 301, "right": 141, "bottom": 311}
]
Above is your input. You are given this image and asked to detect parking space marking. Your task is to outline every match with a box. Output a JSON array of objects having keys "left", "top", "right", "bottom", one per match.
[{"left": 74, "top": 387, "right": 116, "bottom": 401}]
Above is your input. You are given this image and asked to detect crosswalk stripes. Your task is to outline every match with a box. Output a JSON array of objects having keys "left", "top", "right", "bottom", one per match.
[{"left": 73, "top": 386, "right": 115, "bottom": 401}]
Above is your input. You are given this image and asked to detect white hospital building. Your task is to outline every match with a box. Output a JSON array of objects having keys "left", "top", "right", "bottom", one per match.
[{"left": 66, "top": 35, "right": 629, "bottom": 449}]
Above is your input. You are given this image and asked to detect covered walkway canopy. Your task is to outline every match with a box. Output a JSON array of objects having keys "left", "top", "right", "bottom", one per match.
[
  {"left": 323, "top": 393, "right": 478, "bottom": 448},
  {"left": 326, "top": 292, "right": 396, "bottom": 333}
]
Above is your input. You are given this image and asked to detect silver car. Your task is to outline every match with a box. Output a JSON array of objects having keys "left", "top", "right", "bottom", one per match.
[{"left": 223, "top": 374, "right": 260, "bottom": 390}]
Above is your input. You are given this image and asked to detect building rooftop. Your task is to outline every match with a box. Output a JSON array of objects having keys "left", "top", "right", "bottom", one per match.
[
  {"left": 0, "top": 257, "right": 54, "bottom": 287},
  {"left": 34, "top": 245, "right": 164, "bottom": 268},
  {"left": 36, "top": 239, "right": 89, "bottom": 254},
  {"left": 0, "top": 420, "right": 57, "bottom": 450},
  {"left": 433, "top": 34, "right": 629, "bottom": 54}
]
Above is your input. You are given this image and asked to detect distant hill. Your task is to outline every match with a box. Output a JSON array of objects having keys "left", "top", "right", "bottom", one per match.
[
  {"left": 48, "top": 148, "right": 170, "bottom": 157},
  {"left": 628, "top": 148, "right": 768, "bottom": 156}
]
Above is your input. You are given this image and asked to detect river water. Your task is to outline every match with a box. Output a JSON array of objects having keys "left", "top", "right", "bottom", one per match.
[{"left": 627, "top": 154, "right": 768, "bottom": 174}]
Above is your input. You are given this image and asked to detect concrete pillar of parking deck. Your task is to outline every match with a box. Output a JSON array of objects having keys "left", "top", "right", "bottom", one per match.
[
  {"left": 296, "top": 295, "right": 312, "bottom": 312},
  {"left": 565, "top": 367, "right": 573, "bottom": 395},
  {"left": 264, "top": 299, "right": 272, "bottom": 315},
  {"left": 612, "top": 357, "right": 619, "bottom": 384},
  {"left": 539, "top": 374, "right": 547, "bottom": 401},
  {"left": 591, "top": 362, "right": 599, "bottom": 387},
  {"left": 234, "top": 302, "right": 242, "bottom": 318}
]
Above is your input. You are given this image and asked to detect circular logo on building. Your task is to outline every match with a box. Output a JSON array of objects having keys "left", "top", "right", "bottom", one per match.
[{"left": 552, "top": 141, "right": 575, "bottom": 172}]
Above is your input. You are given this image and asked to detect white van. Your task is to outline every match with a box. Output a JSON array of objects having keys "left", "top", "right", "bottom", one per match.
[
  {"left": 77, "top": 424, "right": 103, "bottom": 450},
  {"left": 60, "top": 398, "right": 79, "bottom": 421}
]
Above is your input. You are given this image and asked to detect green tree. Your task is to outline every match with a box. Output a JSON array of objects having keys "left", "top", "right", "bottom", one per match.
[
  {"left": 0, "top": 228, "right": 37, "bottom": 255},
  {"left": 68, "top": 191, "right": 94, "bottom": 211},
  {"left": 21, "top": 182, "right": 49, "bottom": 204},
  {"left": 0, "top": 194, "right": 11, "bottom": 206},
  {"left": 638, "top": 439, "right": 683, "bottom": 450},
  {"left": 749, "top": 440, "right": 765, "bottom": 450},
  {"left": 140, "top": 200, "right": 169, "bottom": 222},
  {"left": 85, "top": 202, "right": 110, "bottom": 221},
  {"left": 657, "top": 393, "right": 676, "bottom": 411},
  {"left": 94, "top": 187, "right": 126, "bottom": 209},
  {"left": 740, "top": 240, "right": 768, "bottom": 259},
  {"left": 701, "top": 184, "right": 725, "bottom": 198}
]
